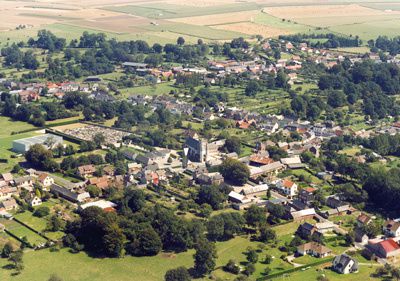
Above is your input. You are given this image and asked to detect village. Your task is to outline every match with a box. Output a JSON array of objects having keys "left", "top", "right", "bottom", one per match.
[{"left": 1, "top": 31, "right": 400, "bottom": 281}]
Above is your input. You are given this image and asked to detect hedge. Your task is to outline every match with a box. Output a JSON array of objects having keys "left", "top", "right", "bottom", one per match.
[{"left": 256, "top": 257, "right": 332, "bottom": 280}]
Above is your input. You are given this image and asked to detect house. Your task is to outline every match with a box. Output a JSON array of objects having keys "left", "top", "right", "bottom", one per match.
[
  {"left": 326, "top": 195, "right": 347, "bottom": 209},
  {"left": 136, "top": 149, "right": 171, "bottom": 166},
  {"left": 88, "top": 176, "right": 109, "bottom": 190},
  {"left": 37, "top": 173, "right": 54, "bottom": 189},
  {"left": 367, "top": 239, "right": 400, "bottom": 259},
  {"left": 276, "top": 179, "right": 298, "bottom": 197},
  {"left": 195, "top": 172, "right": 224, "bottom": 186},
  {"left": 383, "top": 220, "right": 400, "bottom": 237},
  {"left": 297, "top": 222, "right": 318, "bottom": 239},
  {"left": 0, "top": 186, "right": 18, "bottom": 201},
  {"left": 332, "top": 254, "right": 359, "bottom": 274},
  {"left": 354, "top": 228, "right": 369, "bottom": 245},
  {"left": 228, "top": 191, "right": 251, "bottom": 205},
  {"left": 297, "top": 242, "right": 332, "bottom": 258},
  {"left": 140, "top": 170, "right": 159, "bottom": 186},
  {"left": 299, "top": 187, "right": 317, "bottom": 205},
  {"left": 77, "top": 165, "right": 96, "bottom": 178},
  {"left": 249, "top": 154, "right": 274, "bottom": 167},
  {"left": 1, "top": 173, "right": 13, "bottom": 183},
  {"left": 14, "top": 176, "right": 33, "bottom": 191},
  {"left": 356, "top": 213, "right": 372, "bottom": 228},
  {"left": 0, "top": 198, "right": 18, "bottom": 211},
  {"left": 241, "top": 184, "right": 269, "bottom": 197},
  {"left": 236, "top": 119, "right": 256, "bottom": 129},
  {"left": 288, "top": 208, "right": 316, "bottom": 221},
  {"left": 50, "top": 184, "right": 90, "bottom": 203},
  {"left": 28, "top": 196, "right": 42, "bottom": 207}
]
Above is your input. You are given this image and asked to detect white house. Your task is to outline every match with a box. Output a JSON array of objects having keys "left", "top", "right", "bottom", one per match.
[
  {"left": 383, "top": 220, "right": 400, "bottom": 237},
  {"left": 333, "top": 254, "right": 358, "bottom": 274},
  {"left": 29, "top": 196, "right": 42, "bottom": 207},
  {"left": 276, "top": 179, "right": 298, "bottom": 197},
  {"left": 37, "top": 173, "right": 54, "bottom": 190}
]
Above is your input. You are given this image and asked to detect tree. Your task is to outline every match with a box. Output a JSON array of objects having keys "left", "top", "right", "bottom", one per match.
[
  {"left": 93, "top": 133, "right": 105, "bottom": 148},
  {"left": 125, "top": 189, "right": 146, "bottom": 213},
  {"left": 264, "top": 254, "right": 272, "bottom": 264},
  {"left": 33, "top": 206, "right": 50, "bottom": 218},
  {"left": 245, "top": 80, "right": 260, "bottom": 97},
  {"left": 47, "top": 215, "right": 65, "bottom": 232},
  {"left": 245, "top": 248, "right": 258, "bottom": 264},
  {"left": 25, "top": 144, "right": 54, "bottom": 170},
  {"left": 48, "top": 274, "right": 63, "bottom": 281},
  {"left": 224, "top": 136, "right": 242, "bottom": 155},
  {"left": 224, "top": 259, "right": 240, "bottom": 274},
  {"left": 199, "top": 203, "right": 213, "bottom": 218},
  {"left": 131, "top": 227, "right": 162, "bottom": 256},
  {"left": 1, "top": 242, "right": 13, "bottom": 258},
  {"left": 8, "top": 250, "right": 23, "bottom": 273},
  {"left": 193, "top": 239, "right": 217, "bottom": 276},
  {"left": 244, "top": 263, "right": 255, "bottom": 276},
  {"left": 259, "top": 225, "right": 277, "bottom": 243},
  {"left": 219, "top": 158, "right": 250, "bottom": 186},
  {"left": 244, "top": 205, "right": 266, "bottom": 227},
  {"left": 165, "top": 266, "right": 191, "bottom": 281},
  {"left": 177, "top": 37, "right": 185, "bottom": 45},
  {"left": 196, "top": 185, "right": 226, "bottom": 210}
]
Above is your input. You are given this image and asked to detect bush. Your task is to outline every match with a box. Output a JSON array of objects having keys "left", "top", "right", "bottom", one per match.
[{"left": 33, "top": 206, "right": 50, "bottom": 217}]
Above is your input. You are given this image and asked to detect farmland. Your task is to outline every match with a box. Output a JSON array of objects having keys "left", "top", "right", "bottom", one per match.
[{"left": 0, "top": 0, "right": 397, "bottom": 44}]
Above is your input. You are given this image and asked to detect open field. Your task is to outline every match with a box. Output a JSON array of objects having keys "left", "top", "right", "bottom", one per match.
[
  {"left": 0, "top": 0, "right": 398, "bottom": 43},
  {"left": 0, "top": 218, "right": 47, "bottom": 246}
]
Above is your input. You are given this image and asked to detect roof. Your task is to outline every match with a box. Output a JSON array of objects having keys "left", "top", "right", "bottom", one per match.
[
  {"left": 281, "top": 179, "right": 296, "bottom": 189},
  {"left": 80, "top": 200, "right": 117, "bottom": 210},
  {"left": 376, "top": 239, "right": 400, "bottom": 254},
  {"left": 302, "top": 187, "right": 317, "bottom": 194},
  {"left": 78, "top": 165, "right": 96, "bottom": 175},
  {"left": 298, "top": 242, "right": 331, "bottom": 255},
  {"left": 12, "top": 134, "right": 62, "bottom": 147},
  {"left": 384, "top": 220, "right": 400, "bottom": 231},
  {"left": 334, "top": 254, "right": 358, "bottom": 271},
  {"left": 1, "top": 198, "right": 17, "bottom": 208},
  {"left": 38, "top": 173, "right": 49, "bottom": 182},
  {"left": 241, "top": 184, "right": 269, "bottom": 195},
  {"left": 1, "top": 173, "right": 13, "bottom": 182},
  {"left": 249, "top": 155, "right": 274, "bottom": 165},
  {"left": 291, "top": 208, "right": 316, "bottom": 220},
  {"left": 357, "top": 213, "right": 372, "bottom": 224}
]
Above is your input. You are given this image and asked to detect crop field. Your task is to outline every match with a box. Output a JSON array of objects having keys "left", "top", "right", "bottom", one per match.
[{"left": 0, "top": 0, "right": 398, "bottom": 44}]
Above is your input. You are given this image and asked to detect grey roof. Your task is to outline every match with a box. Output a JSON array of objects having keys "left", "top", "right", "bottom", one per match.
[
  {"left": 334, "top": 254, "right": 358, "bottom": 272},
  {"left": 13, "top": 134, "right": 62, "bottom": 147},
  {"left": 122, "top": 62, "right": 148, "bottom": 68},
  {"left": 14, "top": 176, "right": 32, "bottom": 185}
]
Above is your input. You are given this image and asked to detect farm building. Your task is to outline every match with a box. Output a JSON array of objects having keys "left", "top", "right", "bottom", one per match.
[{"left": 12, "top": 134, "right": 63, "bottom": 153}]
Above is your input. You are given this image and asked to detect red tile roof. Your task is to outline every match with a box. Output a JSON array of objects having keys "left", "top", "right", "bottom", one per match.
[{"left": 380, "top": 239, "right": 400, "bottom": 254}]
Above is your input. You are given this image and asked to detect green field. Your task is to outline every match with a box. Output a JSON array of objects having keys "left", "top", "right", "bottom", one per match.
[
  {"left": 103, "top": 2, "right": 262, "bottom": 19},
  {"left": 142, "top": 22, "right": 247, "bottom": 40},
  {"left": 0, "top": 219, "right": 47, "bottom": 247},
  {"left": 0, "top": 117, "right": 40, "bottom": 173}
]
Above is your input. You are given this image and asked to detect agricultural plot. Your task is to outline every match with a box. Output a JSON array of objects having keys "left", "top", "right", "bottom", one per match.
[
  {"left": 0, "top": 218, "right": 47, "bottom": 247},
  {"left": 142, "top": 22, "right": 246, "bottom": 40},
  {"left": 263, "top": 3, "right": 400, "bottom": 40},
  {"left": 102, "top": 2, "right": 262, "bottom": 19}
]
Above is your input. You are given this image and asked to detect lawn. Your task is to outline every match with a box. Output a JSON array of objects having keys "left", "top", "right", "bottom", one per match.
[
  {"left": 277, "top": 263, "right": 379, "bottom": 281},
  {"left": 120, "top": 82, "right": 176, "bottom": 98},
  {"left": 0, "top": 218, "right": 47, "bottom": 247}
]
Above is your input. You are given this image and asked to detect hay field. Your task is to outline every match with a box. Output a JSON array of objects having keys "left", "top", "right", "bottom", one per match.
[
  {"left": 212, "top": 22, "right": 290, "bottom": 38},
  {"left": 169, "top": 10, "right": 259, "bottom": 26}
]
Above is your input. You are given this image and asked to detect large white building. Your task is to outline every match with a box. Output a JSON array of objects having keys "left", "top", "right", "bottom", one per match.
[{"left": 12, "top": 134, "right": 63, "bottom": 153}]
